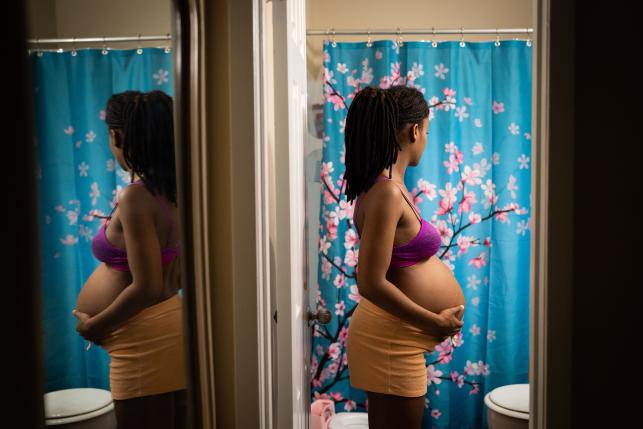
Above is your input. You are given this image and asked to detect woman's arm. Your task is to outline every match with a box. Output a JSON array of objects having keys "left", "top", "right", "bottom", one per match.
[
  {"left": 356, "top": 182, "right": 459, "bottom": 336},
  {"left": 84, "top": 185, "right": 164, "bottom": 337}
]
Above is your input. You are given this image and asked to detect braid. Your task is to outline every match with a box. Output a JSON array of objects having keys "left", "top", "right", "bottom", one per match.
[
  {"left": 344, "top": 85, "right": 430, "bottom": 203},
  {"left": 105, "top": 90, "right": 177, "bottom": 204},
  {"left": 344, "top": 87, "right": 399, "bottom": 202},
  {"left": 387, "top": 85, "right": 430, "bottom": 131}
]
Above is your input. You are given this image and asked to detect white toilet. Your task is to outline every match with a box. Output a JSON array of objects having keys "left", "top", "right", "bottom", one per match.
[
  {"left": 484, "top": 383, "right": 529, "bottom": 429},
  {"left": 44, "top": 388, "right": 116, "bottom": 428},
  {"left": 328, "top": 412, "right": 369, "bottom": 428},
  {"left": 325, "top": 384, "right": 529, "bottom": 429}
]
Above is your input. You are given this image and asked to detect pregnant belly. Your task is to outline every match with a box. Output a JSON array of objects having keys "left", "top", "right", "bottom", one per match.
[
  {"left": 387, "top": 256, "right": 466, "bottom": 314},
  {"left": 76, "top": 263, "right": 131, "bottom": 316}
]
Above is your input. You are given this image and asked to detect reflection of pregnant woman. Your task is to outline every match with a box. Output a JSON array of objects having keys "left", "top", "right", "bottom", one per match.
[
  {"left": 344, "top": 86, "right": 466, "bottom": 429},
  {"left": 71, "top": 90, "right": 187, "bottom": 428}
]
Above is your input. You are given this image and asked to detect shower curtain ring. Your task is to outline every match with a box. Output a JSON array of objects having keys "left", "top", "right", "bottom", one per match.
[
  {"left": 331, "top": 28, "right": 336, "bottom": 47},
  {"left": 101, "top": 36, "right": 109, "bottom": 55},
  {"left": 397, "top": 27, "right": 403, "bottom": 47},
  {"left": 165, "top": 33, "right": 171, "bottom": 53},
  {"left": 36, "top": 37, "right": 43, "bottom": 57},
  {"left": 136, "top": 33, "right": 143, "bottom": 54},
  {"left": 459, "top": 27, "right": 465, "bottom": 47},
  {"left": 431, "top": 26, "right": 438, "bottom": 48},
  {"left": 526, "top": 28, "right": 532, "bottom": 47},
  {"left": 495, "top": 28, "right": 501, "bottom": 47},
  {"left": 71, "top": 37, "right": 77, "bottom": 56},
  {"left": 366, "top": 30, "right": 372, "bottom": 48}
]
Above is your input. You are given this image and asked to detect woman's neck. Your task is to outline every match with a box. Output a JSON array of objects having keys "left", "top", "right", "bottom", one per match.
[{"left": 381, "top": 164, "right": 408, "bottom": 184}]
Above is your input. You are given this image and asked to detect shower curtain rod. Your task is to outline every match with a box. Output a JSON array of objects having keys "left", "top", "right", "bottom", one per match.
[
  {"left": 307, "top": 27, "right": 533, "bottom": 36},
  {"left": 26, "top": 35, "right": 172, "bottom": 45}
]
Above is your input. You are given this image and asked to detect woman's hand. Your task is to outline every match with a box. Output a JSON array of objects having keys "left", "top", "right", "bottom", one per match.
[
  {"left": 72, "top": 309, "right": 107, "bottom": 345},
  {"left": 424, "top": 304, "right": 465, "bottom": 341}
]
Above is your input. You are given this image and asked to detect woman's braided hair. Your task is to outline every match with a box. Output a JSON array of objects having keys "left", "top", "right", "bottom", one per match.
[
  {"left": 343, "top": 85, "right": 429, "bottom": 203},
  {"left": 105, "top": 90, "right": 177, "bottom": 204}
]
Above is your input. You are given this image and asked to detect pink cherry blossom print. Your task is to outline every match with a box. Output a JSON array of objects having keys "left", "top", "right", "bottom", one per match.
[
  {"left": 492, "top": 100, "right": 505, "bottom": 114},
  {"left": 469, "top": 253, "right": 487, "bottom": 268}
]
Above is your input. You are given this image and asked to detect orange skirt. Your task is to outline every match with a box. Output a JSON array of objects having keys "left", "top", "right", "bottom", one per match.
[
  {"left": 346, "top": 297, "right": 442, "bottom": 397},
  {"left": 100, "top": 294, "right": 187, "bottom": 400}
]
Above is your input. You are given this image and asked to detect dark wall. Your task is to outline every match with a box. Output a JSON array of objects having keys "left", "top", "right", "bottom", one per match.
[
  {"left": 571, "top": 0, "right": 638, "bottom": 426},
  {"left": 8, "top": 0, "right": 46, "bottom": 427}
]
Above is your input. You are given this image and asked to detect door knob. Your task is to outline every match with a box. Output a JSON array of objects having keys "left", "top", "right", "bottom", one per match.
[{"left": 307, "top": 307, "right": 331, "bottom": 325}]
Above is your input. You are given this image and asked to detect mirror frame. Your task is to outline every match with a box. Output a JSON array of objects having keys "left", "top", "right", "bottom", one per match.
[{"left": 171, "top": 0, "right": 217, "bottom": 428}]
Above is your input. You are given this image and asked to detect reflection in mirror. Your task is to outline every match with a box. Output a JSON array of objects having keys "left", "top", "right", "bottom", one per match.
[{"left": 27, "top": 1, "right": 191, "bottom": 428}]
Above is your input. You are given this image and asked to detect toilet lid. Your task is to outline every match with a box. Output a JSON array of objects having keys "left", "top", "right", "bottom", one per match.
[
  {"left": 44, "top": 388, "right": 113, "bottom": 419},
  {"left": 329, "top": 412, "right": 369, "bottom": 429},
  {"left": 488, "top": 384, "right": 529, "bottom": 414}
]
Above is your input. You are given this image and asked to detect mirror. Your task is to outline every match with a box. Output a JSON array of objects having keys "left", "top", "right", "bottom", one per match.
[{"left": 26, "top": 1, "right": 194, "bottom": 427}]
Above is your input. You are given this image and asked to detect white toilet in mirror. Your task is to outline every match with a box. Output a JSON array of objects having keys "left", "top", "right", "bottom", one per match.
[
  {"left": 484, "top": 383, "right": 529, "bottom": 429},
  {"left": 44, "top": 388, "right": 116, "bottom": 428}
]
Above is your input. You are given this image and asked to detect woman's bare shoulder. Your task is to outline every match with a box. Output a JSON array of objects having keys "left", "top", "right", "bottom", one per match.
[
  {"left": 117, "top": 183, "right": 156, "bottom": 213},
  {"left": 360, "top": 179, "right": 403, "bottom": 213}
]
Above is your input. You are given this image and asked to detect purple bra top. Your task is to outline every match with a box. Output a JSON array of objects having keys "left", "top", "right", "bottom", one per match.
[
  {"left": 353, "top": 174, "right": 441, "bottom": 268},
  {"left": 91, "top": 179, "right": 180, "bottom": 272}
]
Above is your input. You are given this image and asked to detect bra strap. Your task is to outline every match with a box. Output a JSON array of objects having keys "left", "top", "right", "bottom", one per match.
[
  {"left": 105, "top": 201, "right": 118, "bottom": 227},
  {"left": 388, "top": 181, "right": 422, "bottom": 223},
  {"left": 353, "top": 174, "right": 421, "bottom": 232}
]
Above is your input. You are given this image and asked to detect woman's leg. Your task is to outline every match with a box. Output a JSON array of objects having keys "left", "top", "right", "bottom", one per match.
[
  {"left": 114, "top": 390, "right": 187, "bottom": 429},
  {"left": 172, "top": 389, "right": 188, "bottom": 429},
  {"left": 366, "top": 391, "right": 425, "bottom": 429}
]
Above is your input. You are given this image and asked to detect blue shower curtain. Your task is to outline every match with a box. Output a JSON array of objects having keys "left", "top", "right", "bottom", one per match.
[
  {"left": 312, "top": 40, "right": 531, "bottom": 428},
  {"left": 32, "top": 48, "right": 174, "bottom": 393}
]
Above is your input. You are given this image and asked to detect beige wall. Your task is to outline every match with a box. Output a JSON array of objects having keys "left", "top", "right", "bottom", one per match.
[
  {"left": 26, "top": 0, "right": 171, "bottom": 49},
  {"left": 26, "top": 0, "right": 56, "bottom": 38},
  {"left": 307, "top": 0, "right": 533, "bottom": 79}
]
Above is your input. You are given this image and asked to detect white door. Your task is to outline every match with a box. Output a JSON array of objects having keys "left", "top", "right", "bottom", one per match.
[{"left": 270, "top": 0, "right": 312, "bottom": 428}]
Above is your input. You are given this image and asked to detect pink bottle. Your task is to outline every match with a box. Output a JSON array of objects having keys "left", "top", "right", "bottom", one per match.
[{"left": 310, "top": 399, "right": 336, "bottom": 429}]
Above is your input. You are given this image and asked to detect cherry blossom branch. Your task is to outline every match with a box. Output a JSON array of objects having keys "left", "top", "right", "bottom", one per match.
[
  {"left": 317, "top": 325, "right": 332, "bottom": 340},
  {"left": 324, "top": 80, "right": 347, "bottom": 109},
  {"left": 438, "top": 207, "right": 517, "bottom": 259},
  {"left": 426, "top": 350, "right": 454, "bottom": 366},
  {"left": 321, "top": 251, "right": 357, "bottom": 279},
  {"left": 435, "top": 375, "right": 481, "bottom": 389},
  {"left": 323, "top": 79, "right": 453, "bottom": 114},
  {"left": 321, "top": 175, "right": 341, "bottom": 203},
  {"left": 318, "top": 364, "right": 349, "bottom": 394}
]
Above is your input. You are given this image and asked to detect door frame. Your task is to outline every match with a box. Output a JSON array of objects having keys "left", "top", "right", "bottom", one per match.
[
  {"left": 530, "top": 0, "right": 550, "bottom": 426},
  {"left": 251, "top": 0, "right": 568, "bottom": 428},
  {"left": 259, "top": 0, "right": 310, "bottom": 428},
  {"left": 252, "top": 0, "right": 275, "bottom": 427}
]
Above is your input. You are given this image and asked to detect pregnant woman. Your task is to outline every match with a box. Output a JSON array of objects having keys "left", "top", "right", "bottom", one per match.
[
  {"left": 71, "top": 90, "right": 187, "bottom": 429},
  {"left": 345, "top": 86, "right": 466, "bottom": 429}
]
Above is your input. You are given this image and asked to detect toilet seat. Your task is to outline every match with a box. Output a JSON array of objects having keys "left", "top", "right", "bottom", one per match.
[
  {"left": 44, "top": 388, "right": 114, "bottom": 425},
  {"left": 484, "top": 383, "right": 529, "bottom": 420},
  {"left": 328, "top": 412, "right": 369, "bottom": 428}
]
